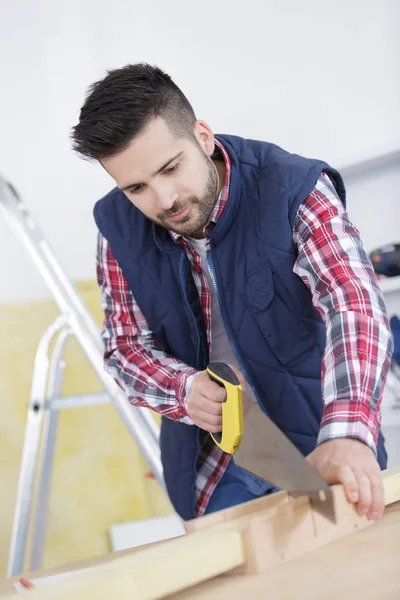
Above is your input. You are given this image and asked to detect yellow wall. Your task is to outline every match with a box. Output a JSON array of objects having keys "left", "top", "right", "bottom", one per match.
[{"left": 0, "top": 281, "right": 173, "bottom": 577}]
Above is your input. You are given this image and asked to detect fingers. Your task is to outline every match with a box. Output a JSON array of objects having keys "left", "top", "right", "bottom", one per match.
[
  {"left": 187, "top": 372, "right": 226, "bottom": 432},
  {"left": 338, "top": 466, "right": 384, "bottom": 519},
  {"left": 336, "top": 465, "right": 359, "bottom": 503},
  {"left": 195, "top": 419, "right": 222, "bottom": 433},
  {"left": 305, "top": 438, "right": 385, "bottom": 520},
  {"left": 367, "top": 474, "right": 385, "bottom": 519},
  {"left": 191, "top": 409, "right": 222, "bottom": 432},
  {"left": 198, "top": 397, "right": 224, "bottom": 417},
  {"left": 200, "top": 376, "right": 226, "bottom": 403},
  {"left": 187, "top": 397, "right": 223, "bottom": 432},
  {"left": 353, "top": 469, "right": 372, "bottom": 516},
  {"left": 186, "top": 367, "right": 252, "bottom": 433}
]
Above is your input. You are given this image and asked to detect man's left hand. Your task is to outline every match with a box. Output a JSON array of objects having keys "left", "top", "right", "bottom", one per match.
[{"left": 306, "top": 438, "right": 384, "bottom": 519}]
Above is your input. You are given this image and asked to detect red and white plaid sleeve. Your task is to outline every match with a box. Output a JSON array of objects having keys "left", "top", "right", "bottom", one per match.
[
  {"left": 96, "top": 232, "right": 198, "bottom": 423},
  {"left": 293, "top": 174, "right": 394, "bottom": 454}
]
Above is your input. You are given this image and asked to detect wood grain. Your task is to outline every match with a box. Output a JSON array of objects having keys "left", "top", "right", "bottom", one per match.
[
  {"left": 2, "top": 530, "right": 244, "bottom": 600},
  {"left": 170, "top": 502, "right": 400, "bottom": 600},
  {"left": 185, "top": 489, "right": 290, "bottom": 534},
  {"left": 185, "top": 467, "right": 400, "bottom": 574},
  {"left": 383, "top": 466, "right": 400, "bottom": 505}
]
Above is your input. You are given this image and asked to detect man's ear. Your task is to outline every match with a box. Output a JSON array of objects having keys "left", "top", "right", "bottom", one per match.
[{"left": 193, "top": 120, "right": 215, "bottom": 157}]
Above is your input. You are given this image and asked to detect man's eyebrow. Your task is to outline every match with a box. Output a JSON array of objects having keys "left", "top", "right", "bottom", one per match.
[{"left": 119, "top": 151, "right": 184, "bottom": 191}]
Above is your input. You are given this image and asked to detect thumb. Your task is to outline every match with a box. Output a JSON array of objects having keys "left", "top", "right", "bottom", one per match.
[
  {"left": 227, "top": 364, "right": 247, "bottom": 393},
  {"left": 307, "top": 452, "right": 342, "bottom": 484}
]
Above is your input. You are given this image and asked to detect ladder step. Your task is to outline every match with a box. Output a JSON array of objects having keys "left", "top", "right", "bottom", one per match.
[{"left": 45, "top": 392, "right": 110, "bottom": 410}]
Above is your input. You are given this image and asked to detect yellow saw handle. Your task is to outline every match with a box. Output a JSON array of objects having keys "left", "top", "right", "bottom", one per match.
[{"left": 207, "top": 362, "right": 244, "bottom": 454}]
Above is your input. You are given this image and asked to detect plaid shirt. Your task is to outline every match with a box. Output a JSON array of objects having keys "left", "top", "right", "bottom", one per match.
[{"left": 96, "top": 140, "right": 393, "bottom": 517}]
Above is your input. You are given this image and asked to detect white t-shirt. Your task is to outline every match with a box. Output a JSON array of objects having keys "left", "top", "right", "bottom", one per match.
[{"left": 187, "top": 235, "right": 257, "bottom": 404}]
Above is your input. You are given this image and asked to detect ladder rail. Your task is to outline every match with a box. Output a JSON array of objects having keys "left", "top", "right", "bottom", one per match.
[
  {"left": 0, "top": 180, "right": 100, "bottom": 342},
  {"left": 30, "top": 326, "right": 70, "bottom": 572},
  {"left": 7, "top": 318, "right": 67, "bottom": 577},
  {"left": 0, "top": 176, "right": 162, "bottom": 479}
]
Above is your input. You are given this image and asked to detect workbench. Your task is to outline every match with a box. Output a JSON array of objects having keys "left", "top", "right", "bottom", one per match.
[
  {"left": 174, "top": 502, "right": 400, "bottom": 600},
  {"left": 0, "top": 501, "right": 399, "bottom": 599}
]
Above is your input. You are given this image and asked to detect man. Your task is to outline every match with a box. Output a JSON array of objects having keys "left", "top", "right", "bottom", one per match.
[{"left": 72, "top": 63, "right": 393, "bottom": 521}]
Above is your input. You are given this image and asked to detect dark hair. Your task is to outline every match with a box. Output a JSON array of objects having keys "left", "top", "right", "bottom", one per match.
[{"left": 71, "top": 63, "right": 196, "bottom": 160}]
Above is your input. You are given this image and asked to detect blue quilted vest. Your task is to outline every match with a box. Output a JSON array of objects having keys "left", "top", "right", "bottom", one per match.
[{"left": 94, "top": 134, "right": 387, "bottom": 519}]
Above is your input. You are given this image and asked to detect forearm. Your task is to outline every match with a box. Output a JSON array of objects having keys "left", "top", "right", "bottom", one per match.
[
  {"left": 318, "top": 310, "right": 393, "bottom": 453},
  {"left": 97, "top": 231, "right": 199, "bottom": 423},
  {"left": 293, "top": 174, "right": 394, "bottom": 453}
]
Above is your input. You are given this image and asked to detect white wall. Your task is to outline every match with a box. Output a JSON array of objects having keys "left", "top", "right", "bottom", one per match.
[
  {"left": 0, "top": 0, "right": 399, "bottom": 304},
  {"left": 343, "top": 160, "right": 400, "bottom": 252}
]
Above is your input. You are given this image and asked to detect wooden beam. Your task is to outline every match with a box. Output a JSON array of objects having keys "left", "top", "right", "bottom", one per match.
[
  {"left": 186, "top": 467, "right": 400, "bottom": 574},
  {"left": 187, "top": 467, "right": 400, "bottom": 536},
  {"left": 170, "top": 503, "right": 400, "bottom": 600},
  {"left": 383, "top": 466, "right": 400, "bottom": 505},
  {"left": 205, "top": 483, "right": 373, "bottom": 574},
  {"left": 185, "top": 489, "right": 290, "bottom": 534},
  {"left": 14, "top": 530, "right": 244, "bottom": 600}
]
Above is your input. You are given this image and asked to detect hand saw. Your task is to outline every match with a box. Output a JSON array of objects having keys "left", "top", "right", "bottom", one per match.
[{"left": 207, "top": 362, "right": 336, "bottom": 521}]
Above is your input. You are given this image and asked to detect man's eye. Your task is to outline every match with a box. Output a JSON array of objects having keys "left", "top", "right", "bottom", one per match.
[
  {"left": 129, "top": 185, "right": 144, "bottom": 195},
  {"left": 164, "top": 163, "right": 179, "bottom": 175}
]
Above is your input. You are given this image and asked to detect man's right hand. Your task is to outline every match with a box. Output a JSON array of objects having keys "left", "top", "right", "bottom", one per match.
[{"left": 186, "top": 370, "right": 226, "bottom": 432}]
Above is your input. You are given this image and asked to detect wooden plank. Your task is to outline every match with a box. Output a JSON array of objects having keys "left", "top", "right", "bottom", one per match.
[
  {"left": 211, "top": 484, "right": 372, "bottom": 574},
  {"left": 186, "top": 467, "right": 400, "bottom": 574},
  {"left": 383, "top": 466, "right": 400, "bottom": 505},
  {"left": 169, "top": 502, "right": 400, "bottom": 600},
  {"left": 240, "top": 496, "right": 316, "bottom": 573},
  {"left": 187, "top": 466, "right": 400, "bottom": 534},
  {"left": 184, "top": 489, "right": 290, "bottom": 534},
  {"left": 2, "top": 530, "right": 244, "bottom": 600},
  {"left": 306, "top": 483, "right": 372, "bottom": 550},
  {"left": 0, "top": 540, "right": 172, "bottom": 598}
]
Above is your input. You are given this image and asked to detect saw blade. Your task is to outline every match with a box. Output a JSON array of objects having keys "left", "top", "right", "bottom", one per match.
[{"left": 234, "top": 403, "right": 336, "bottom": 521}]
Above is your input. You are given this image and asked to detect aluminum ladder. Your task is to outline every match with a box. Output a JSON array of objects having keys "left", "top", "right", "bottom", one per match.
[{"left": 0, "top": 175, "right": 164, "bottom": 577}]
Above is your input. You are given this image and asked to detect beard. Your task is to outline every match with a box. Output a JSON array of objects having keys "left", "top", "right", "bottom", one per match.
[{"left": 155, "top": 154, "right": 219, "bottom": 237}]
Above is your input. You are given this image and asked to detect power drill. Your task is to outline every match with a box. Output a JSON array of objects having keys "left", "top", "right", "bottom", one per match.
[{"left": 370, "top": 243, "right": 400, "bottom": 278}]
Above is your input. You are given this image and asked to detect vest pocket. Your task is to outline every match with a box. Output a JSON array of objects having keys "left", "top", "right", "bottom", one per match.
[{"left": 245, "top": 264, "right": 316, "bottom": 366}]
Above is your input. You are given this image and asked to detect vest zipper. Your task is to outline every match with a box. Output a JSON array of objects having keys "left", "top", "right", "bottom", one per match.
[
  {"left": 179, "top": 252, "right": 205, "bottom": 518},
  {"left": 206, "top": 250, "right": 263, "bottom": 409}
]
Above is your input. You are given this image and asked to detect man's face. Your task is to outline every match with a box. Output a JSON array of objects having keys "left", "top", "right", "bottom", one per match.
[{"left": 102, "top": 117, "right": 219, "bottom": 237}]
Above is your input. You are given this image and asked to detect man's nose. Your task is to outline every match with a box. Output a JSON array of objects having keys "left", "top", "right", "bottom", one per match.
[{"left": 154, "top": 185, "right": 178, "bottom": 211}]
